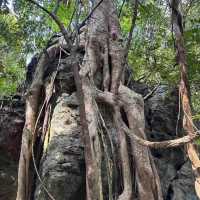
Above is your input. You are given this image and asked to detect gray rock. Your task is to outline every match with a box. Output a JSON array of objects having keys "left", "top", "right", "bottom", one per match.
[
  {"left": 0, "top": 82, "right": 198, "bottom": 200},
  {"left": 0, "top": 96, "right": 24, "bottom": 200},
  {"left": 144, "top": 85, "right": 198, "bottom": 200},
  {"left": 34, "top": 94, "right": 85, "bottom": 200},
  {"left": 170, "top": 161, "right": 198, "bottom": 200}
]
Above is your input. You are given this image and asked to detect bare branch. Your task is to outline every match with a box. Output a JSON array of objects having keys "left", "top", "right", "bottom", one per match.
[
  {"left": 95, "top": 89, "right": 199, "bottom": 149},
  {"left": 136, "top": 72, "right": 151, "bottom": 82},
  {"left": 118, "top": 0, "right": 126, "bottom": 17},
  {"left": 125, "top": 0, "right": 139, "bottom": 58},
  {"left": 144, "top": 82, "right": 160, "bottom": 100},
  {"left": 28, "top": 0, "right": 71, "bottom": 46}
]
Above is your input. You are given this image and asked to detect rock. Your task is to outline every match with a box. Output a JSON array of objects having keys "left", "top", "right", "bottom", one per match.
[
  {"left": 34, "top": 82, "right": 199, "bottom": 200},
  {"left": 169, "top": 161, "right": 198, "bottom": 200},
  {"left": 143, "top": 85, "right": 198, "bottom": 199},
  {"left": 0, "top": 81, "right": 199, "bottom": 200},
  {"left": 0, "top": 95, "right": 25, "bottom": 200},
  {"left": 34, "top": 94, "right": 85, "bottom": 200},
  {"left": 0, "top": 150, "right": 18, "bottom": 200}
]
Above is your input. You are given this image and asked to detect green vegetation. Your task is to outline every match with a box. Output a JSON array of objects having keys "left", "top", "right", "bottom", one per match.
[{"left": 0, "top": 0, "right": 199, "bottom": 114}]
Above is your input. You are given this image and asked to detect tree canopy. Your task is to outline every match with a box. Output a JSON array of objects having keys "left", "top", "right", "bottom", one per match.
[{"left": 0, "top": 0, "right": 199, "bottom": 114}]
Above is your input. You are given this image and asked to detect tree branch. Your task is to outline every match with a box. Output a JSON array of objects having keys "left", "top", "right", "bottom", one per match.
[
  {"left": 118, "top": 0, "right": 126, "bottom": 17},
  {"left": 28, "top": 0, "right": 71, "bottom": 46},
  {"left": 125, "top": 0, "right": 138, "bottom": 58},
  {"left": 122, "top": 120, "right": 199, "bottom": 148},
  {"left": 144, "top": 82, "right": 160, "bottom": 100}
]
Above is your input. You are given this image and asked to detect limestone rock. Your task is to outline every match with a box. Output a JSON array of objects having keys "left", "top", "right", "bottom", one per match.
[{"left": 34, "top": 94, "right": 85, "bottom": 200}]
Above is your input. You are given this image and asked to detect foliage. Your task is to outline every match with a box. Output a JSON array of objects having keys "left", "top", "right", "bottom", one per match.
[
  {"left": 120, "top": 0, "right": 200, "bottom": 114},
  {"left": 0, "top": 0, "right": 199, "bottom": 114},
  {"left": 0, "top": 9, "right": 25, "bottom": 95},
  {"left": 0, "top": 0, "right": 75, "bottom": 95}
]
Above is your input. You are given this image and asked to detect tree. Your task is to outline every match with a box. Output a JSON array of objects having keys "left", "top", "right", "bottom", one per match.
[
  {"left": 15, "top": 0, "right": 200, "bottom": 200},
  {"left": 170, "top": 0, "right": 200, "bottom": 197}
]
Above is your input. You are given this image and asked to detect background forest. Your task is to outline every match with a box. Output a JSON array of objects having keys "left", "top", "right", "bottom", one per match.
[{"left": 0, "top": 0, "right": 199, "bottom": 114}]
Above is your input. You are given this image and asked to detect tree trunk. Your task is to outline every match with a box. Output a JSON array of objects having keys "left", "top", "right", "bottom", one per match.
[{"left": 171, "top": 0, "right": 200, "bottom": 198}]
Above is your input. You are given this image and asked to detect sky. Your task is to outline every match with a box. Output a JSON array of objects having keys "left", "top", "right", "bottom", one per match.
[{"left": 7, "top": 0, "right": 15, "bottom": 14}]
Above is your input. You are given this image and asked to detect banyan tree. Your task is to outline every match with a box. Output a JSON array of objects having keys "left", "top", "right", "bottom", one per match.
[{"left": 15, "top": 0, "right": 200, "bottom": 200}]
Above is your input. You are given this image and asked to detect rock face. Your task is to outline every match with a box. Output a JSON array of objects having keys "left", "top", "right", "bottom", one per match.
[
  {"left": 33, "top": 83, "right": 199, "bottom": 200},
  {"left": 144, "top": 85, "right": 198, "bottom": 200},
  {"left": 0, "top": 84, "right": 199, "bottom": 199},
  {"left": 34, "top": 94, "right": 85, "bottom": 200},
  {"left": 0, "top": 95, "right": 25, "bottom": 200},
  {"left": 169, "top": 161, "right": 197, "bottom": 200}
]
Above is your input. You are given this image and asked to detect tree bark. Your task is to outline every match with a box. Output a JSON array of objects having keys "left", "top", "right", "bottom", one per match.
[
  {"left": 16, "top": 44, "right": 63, "bottom": 200},
  {"left": 171, "top": 0, "right": 200, "bottom": 198}
]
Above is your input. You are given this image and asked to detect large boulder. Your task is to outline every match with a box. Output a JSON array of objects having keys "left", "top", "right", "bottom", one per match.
[
  {"left": 34, "top": 93, "right": 85, "bottom": 200},
  {"left": 0, "top": 81, "right": 198, "bottom": 200}
]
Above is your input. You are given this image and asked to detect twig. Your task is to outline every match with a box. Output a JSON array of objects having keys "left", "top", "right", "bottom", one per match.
[
  {"left": 52, "top": 0, "right": 61, "bottom": 14},
  {"left": 67, "top": 1, "right": 77, "bottom": 32},
  {"left": 144, "top": 82, "right": 160, "bottom": 100},
  {"left": 118, "top": 0, "right": 126, "bottom": 18},
  {"left": 136, "top": 72, "right": 151, "bottom": 82},
  {"left": 28, "top": 0, "right": 71, "bottom": 46},
  {"left": 125, "top": 0, "right": 139, "bottom": 58}
]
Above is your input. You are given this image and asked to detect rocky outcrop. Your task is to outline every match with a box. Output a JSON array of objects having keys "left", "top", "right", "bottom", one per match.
[
  {"left": 144, "top": 85, "right": 198, "bottom": 200},
  {"left": 33, "top": 83, "right": 199, "bottom": 200},
  {"left": 0, "top": 95, "right": 25, "bottom": 200},
  {"left": 0, "top": 84, "right": 199, "bottom": 199},
  {"left": 34, "top": 94, "right": 85, "bottom": 200}
]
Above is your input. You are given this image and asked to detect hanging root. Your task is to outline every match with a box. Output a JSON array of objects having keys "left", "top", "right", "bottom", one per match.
[
  {"left": 102, "top": 41, "right": 110, "bottom": 91},
  {"left": 113, "top": 106, "right": 133, "bottom": 200},
  {"left": 171, "top": 0, "right": 200, "bottom": 198},
  {"left": 16, "top": 43, "right": 65, "bottom": 200}
]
